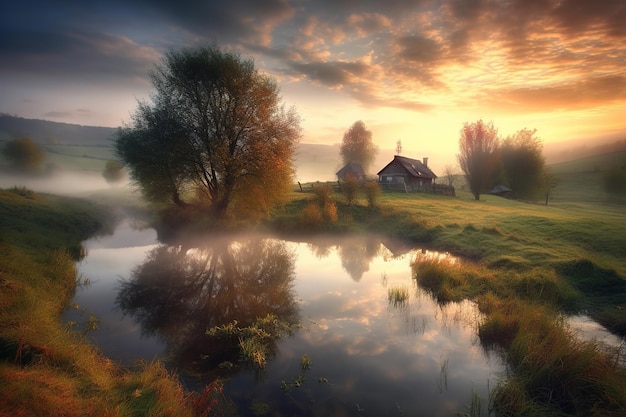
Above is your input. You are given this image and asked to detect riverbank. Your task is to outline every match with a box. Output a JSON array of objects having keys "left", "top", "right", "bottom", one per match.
[
  {"left": 2, "top": 183, "right": 625, "bottom": 416},
  {"left": 0, "top": 187, "right": 220, "bottom": 417},
  {"left": 268, "top": 187, "right": 626, "bottom": 415}
]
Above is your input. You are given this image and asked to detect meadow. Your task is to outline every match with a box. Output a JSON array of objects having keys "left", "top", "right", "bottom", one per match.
[
  {"left": 0, "top": 188, "right": 223, "bottom": 416},
  {"left": 268, "top": 155, "right": 626, "bottom": 416},
  {"left": 1, "top": 144, "right": 625, "bottom": 415}
]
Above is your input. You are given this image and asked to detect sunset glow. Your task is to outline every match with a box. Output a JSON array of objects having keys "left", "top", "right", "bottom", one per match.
[{"left": 1, "top": 0, "right": 625, "bottom": 170}]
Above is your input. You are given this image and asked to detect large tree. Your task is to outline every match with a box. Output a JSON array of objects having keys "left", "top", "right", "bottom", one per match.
[
  {"left": 457, "top": 120, "right": 500, "bottom": 200},
  {"left": 115, "top": 45, "right": 300, "bottom": 220},
  {"left": 500, "top": 128, "right": 546, "bottom": 200},
  {"left": 2, "top": 137, "right": 45, "bottom": 173},
  {"left": 340, "top": 120, "right": 378, "bottom": 172}
]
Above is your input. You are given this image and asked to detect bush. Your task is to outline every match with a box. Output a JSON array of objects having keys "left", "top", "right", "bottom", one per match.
[
  {"left": 311, "top": 183, "right": 334, "bottom": 207},
  {"left": 603, "top": 167, "right": 626, "bottom": 199},
  {"left": 323, "top": 202, "right": 338, "bottom": 223},
  {"left": 363, "top": 181, "right": 381, "bottom": 208},
  {"left": 301, "top": 203, "right": 323, "bottom": 226},
  {"left": 341, "top": 174, "right": 360, "bottom": 205},
  {"left": 2, "top": 137, "right": 45, "bottom": 173}
]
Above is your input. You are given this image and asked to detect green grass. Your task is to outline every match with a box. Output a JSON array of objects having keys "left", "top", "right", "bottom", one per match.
[
  {"left": 270, "top": 165, "right": 626, "bottom": 416},
  {"left": 43, "top": 144, "right": 114, "bottom": 172},
  {"left": 0, "top": 187, "right": 117, "bottom": 257},
  {"left": 2, "top": 147, "right": 625, "bottom": 416}
]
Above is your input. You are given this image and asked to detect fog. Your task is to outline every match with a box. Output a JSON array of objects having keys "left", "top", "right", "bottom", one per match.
[{"left": 0, "top": 170, "right": 125, "bottom": 195}]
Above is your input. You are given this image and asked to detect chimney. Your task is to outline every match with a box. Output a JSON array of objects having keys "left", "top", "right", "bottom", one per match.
[{"left": 422, "top": 157, "right": 428, "bottom": 167}]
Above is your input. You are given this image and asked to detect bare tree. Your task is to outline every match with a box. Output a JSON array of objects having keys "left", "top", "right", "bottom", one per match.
[{"left": 442, "top": 164, "right": 459, "bottom": 188}]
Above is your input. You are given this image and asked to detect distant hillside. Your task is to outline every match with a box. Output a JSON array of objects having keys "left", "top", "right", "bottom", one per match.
[
  {"left": 544, "top": 137, "right": 626, "bottom": 164},
  {"left": 548, "top": 149, "right": 626, "bottom": 175},
  {"left": 0, "top": 114, "right": 116, "bottom": 146},
  {"left": 0, "top": 115, "right": 343, "bottom": 181}
]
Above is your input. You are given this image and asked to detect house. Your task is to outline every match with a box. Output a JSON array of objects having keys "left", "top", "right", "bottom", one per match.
[
  {"left": 336, "top": 162, "right": 365, "bottom": 181},
  {"left": 377, "top": 155, "right": 437, "bottom": 190}
]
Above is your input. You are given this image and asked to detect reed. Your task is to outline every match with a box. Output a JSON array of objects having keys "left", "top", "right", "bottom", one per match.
[{"left": 388, "top": 285, "right": 409, "bottom": 307}]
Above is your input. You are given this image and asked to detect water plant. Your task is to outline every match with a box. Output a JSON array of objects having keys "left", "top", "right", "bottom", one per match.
[
  {"left": 388, "top": 285, "right": 409, "bottom": 307},
  {"left": 300, "top": 353, "right": 312, "bottom": 370},
  {"left": 206, "top": 314, "right": 301, "bottom": 370},
  {"left": 280, "top": 353, "right": 313, "bottom": 392}
]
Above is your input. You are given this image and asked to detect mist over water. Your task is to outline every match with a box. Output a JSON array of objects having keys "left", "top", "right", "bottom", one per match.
[
  {"left": 0, "top": 170, "right": 126, "bottom": 195},
  {"left": 67, "top": 222, "right": 505, "bottom": 416}
]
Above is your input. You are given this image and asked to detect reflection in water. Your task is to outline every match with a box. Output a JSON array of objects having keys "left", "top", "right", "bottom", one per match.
[
  {"left": 305, "top": 236, "right": 384, "bottom": 281},
  {"left": 116, "top": 238, "right": 299, "bottom": 375},
  {"left": 71, "top": 226, "right": 505, "bottom": 417}
]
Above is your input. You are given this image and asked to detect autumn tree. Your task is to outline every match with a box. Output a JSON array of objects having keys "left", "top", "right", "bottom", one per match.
[
  {"left": 340, "top": 121, "right": 378, "bottom": 172},
  {"left": 2, "top": 137, "right": 45, "bottom": 173},
  {"left": 457, "top": 120, "right": 500, "bottom": 200},
  {"left": 500, "top": 128, "right": 546, "bottom": 200},
  {"left": 115, "top": 45, "right": 301, "bottom": 221}
]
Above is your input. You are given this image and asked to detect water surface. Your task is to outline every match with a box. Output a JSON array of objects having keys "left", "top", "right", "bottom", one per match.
[{"left": 67, "top": 222, "right": 506, "bottom": 416}]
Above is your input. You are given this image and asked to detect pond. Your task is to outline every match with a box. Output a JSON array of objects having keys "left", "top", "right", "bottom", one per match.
[{"left": 65, "top": 221, "right": 506, "bottom": 416}]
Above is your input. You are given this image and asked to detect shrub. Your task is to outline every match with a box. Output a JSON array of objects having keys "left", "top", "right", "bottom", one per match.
[
  {"left": 603, "top": 166, "right": 626, "bottom": 199},
  {"left": 2, "top": 137, "right": 45, "bottom": 173},
  {"left": 323, "top": 202, "right": 338, "bottom": 223},
  {"left": 363, "top": 181, "right": 381, "bottom": 208},
  {"left": 341, "top": 174, "right": 360, "bottom": 205},
  {"left": 311, "top": 183, "right": 334, "bottom": 207},
  {"left": 301, "top": 203, "right": 323, "bottom": 226}
]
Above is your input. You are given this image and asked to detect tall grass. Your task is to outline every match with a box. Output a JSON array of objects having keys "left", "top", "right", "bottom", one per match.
[
  {"left": 480, "top": 297, "right": 626, "bottom": 416},
  {"left": 388, "top": 285, "right": 409, "bottom": 307},
  {"left": 0, "top": 188, "right": 210, "bottom": 416}
]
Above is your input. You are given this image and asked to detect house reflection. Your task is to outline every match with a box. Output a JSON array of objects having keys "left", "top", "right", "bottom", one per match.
[{"left": 116, "top": 237, "right": 299, "bottom": 376}]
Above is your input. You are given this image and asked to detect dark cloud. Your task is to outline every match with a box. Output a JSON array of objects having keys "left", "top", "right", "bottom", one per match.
[
  {"left": 0, "top": 29, "right": 157, "bottom": 84},
  {"left": 1, "top": 0, "right": 625, "bottom": 121},
  {"left": 551, "top": 0, "right": 626, "bottom": 37},
  {"left": 396, "top": 35, "right": 442, "bottom": 63},
  {"left": 289, "top": 61, "right": 370, "bottom": 87}
]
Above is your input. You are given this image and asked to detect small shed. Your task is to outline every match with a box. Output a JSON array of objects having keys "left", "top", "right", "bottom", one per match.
[
  {"left": 336, "top": 162, "right": 365, "bottom": 181},
  {"left": 488, "top": 184, "right": 512, "bottom": 198},
  {"left": 377, "top": 155, "right": 437, "bottom": 190}
]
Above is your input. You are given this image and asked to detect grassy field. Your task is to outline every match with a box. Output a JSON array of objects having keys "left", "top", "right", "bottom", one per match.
[
  {"left": 269, "top": 161, "right": 626, "bottom": 415},
  {"left": 43, "top": 144, "right": 114, "bottom": 172},
  {"left": 0, "top": 187, "right": 225, "bottom": 417},
  {"left": 1, "top": 146, "right": 625, "bottom": 416}
]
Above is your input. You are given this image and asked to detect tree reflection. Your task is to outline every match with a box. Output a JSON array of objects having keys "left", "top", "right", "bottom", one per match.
[
  {"left": 117, "top": 237, "right": 299, "bottom": 376},
  {"left": 338, "top": 238, "right": 380, "bottom": 282},
  {"left": 304, "top": 236, "right": 383, "bottom": 282}
]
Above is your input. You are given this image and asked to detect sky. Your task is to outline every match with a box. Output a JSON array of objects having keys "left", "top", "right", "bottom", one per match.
[{"left": 1, "top": 0, "right": 626, "bottom": 171}]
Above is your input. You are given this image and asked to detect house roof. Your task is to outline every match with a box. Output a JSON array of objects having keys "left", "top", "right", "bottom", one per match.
[
  {"left": 377, "top": 155, "right": 437, "bottom": 179},
  {"left": 336, "top": 161, "right": 365, "bottom": 177},
  {"left": 488, "top": 184, "right": 512, "bottom": 194}
]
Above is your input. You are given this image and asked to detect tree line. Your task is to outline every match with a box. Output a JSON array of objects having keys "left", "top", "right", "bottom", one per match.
[
  {"left": 457, "top": 120, "right": 552, "bottom": 201},
  {"left": 3, "top": 43, "right": 624, "bottom": 224}
]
